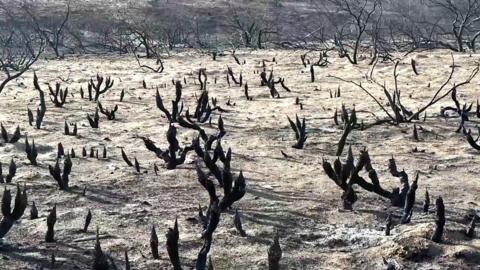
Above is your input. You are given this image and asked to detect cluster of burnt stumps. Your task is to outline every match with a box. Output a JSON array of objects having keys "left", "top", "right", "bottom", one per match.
[{"left": 0, "top": 51, "right": 478, "bottom": 270}]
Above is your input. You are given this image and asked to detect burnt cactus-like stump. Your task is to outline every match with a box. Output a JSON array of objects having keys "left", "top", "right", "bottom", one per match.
[
  {"left": 244, "top": 82, "right": 253, "bottom": 100},
  {"left": 31, "top": 73, "right": 47, "bottom": 129},
  {"left": 193, "top": 133, "right": 246, "bottom": 269},
  {"left": 413, "top": 124, "right": 419, "bottom": 140},
  {"left": 87, "top": 108, "right": 100, "bottom": 128},
  {"left": 279, "top": 78, "right": 291, "bottom": 92},
  {"left": 45, "top": 205, "right": 56, "bottom": 242},
  {"left": 323, "top": 148, "right": 397, "bottom": 210},
  {"left": 423, "top": 188, "right": 430, "bottom": 213},
  {"left": 156, "top": 81, "right": 183, "bottom": 123},
  {"left": 166, "top": 218, "right": 182, "bottom": 270},
  {"left": 187, "top": 91, "right": 226, "bottom": 124},
  {"left": 401, "top": 174, "right": 418, "bottom": 224},
  {"left": 30, "top": 201, "right": 38, "bottom": 220},
  {"left": 134, "top": 158, "right": 140, "bottom": 173},
  {"left": 84, "top": 209, "right": 92, "bottom": 232},
  {"left": 234, "top": 209, "right": 246, "bottom": 237},
  {"left": 1, "top": 124, "right": 21, "bottom": 144},
  {"left": 179, "top": 115, "right": 226, "bottom": 151},
  {"left": 25, "top": 136, "right": 38, "bottom": 165},
  {"left": 88, "top": 74, "right": 114, "bottom": 101},
  {"left": 151, "top": 226, "right": 159, "bottom": 259},
  {"left": 199, "top": 68, "right": 208, "bottom": 91},
  {"left": 48, "top": 82, "right": 68, "bottom": 107},
  {"left": 119, "top": 89, "right": 125, "bottom": 102},
  {"left": 98, "top": 102, "right": 118, "bottom": 120},
  {"left": 125, "top": 250, "right": 130, "bottom": 270},
  {"left": 385, "top": 212, "right": 392, "bottom": 236},
  {"left": 227, "top": 67, "right": 241, "bottom": 86},
  {"left": 0, "top": 159, "right": 16, "bottom": 183},
  {"left": 310, "top": 65, "right": 315, "bottom": 82},
  {"left": 49, "top": 155, "right": 73, "bottom": 191},
  {"left": 121, "top": 148, "right": 133, "bottom": 167},
  {"left": 336, "top": 106, "right": 357, "bottom": 156},
  {"left": 194, "top": 139, "right": 223, "bottom": 185},
  {"left": 196, "top": 200, "right": 220, "bottom": 270},
  {"left": 196, "top": 159, "right": 246, "bottom": 211},
  {"left": 0, "top": 184, "right": 28, "bottom": 238},
  {"left": 287, "top": 115, "right": 307, "bottom": 149},
  {"left": 388, "top": 157, "right": 411, "bottom": 207},
  {"left": 466, "top": 216, "right": 476, "bottom": 238},
  {"left": 57, "top": 143, "right": 65, "bottom": 158},
  {"left": 93, "top": 228, "right": 110, "bottom": 270},
  {"left": 268, "top": 234, "right": 282, "bottom": 270},
  {"left": 64, "top": 121, "right": 78, "bottom": 136},
  {"left": 141, "top": 125, "right": 194, "bottom": 170},
  {"left": 260, "top": 70, "right": 281, "bottom": 98},
  {"left": 431, "top": 196, "right": 445, "bottom": 243},
  {"left": 465, "top": 128, "right": 480, "bottom": 150},
  {"left": 195, "top": 160, "right": 245, "bottom": 269}
]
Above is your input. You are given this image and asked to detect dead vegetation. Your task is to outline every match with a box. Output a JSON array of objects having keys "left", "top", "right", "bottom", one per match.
[{"left": 0, "top": 2, "right": 479, "bottom": 268}]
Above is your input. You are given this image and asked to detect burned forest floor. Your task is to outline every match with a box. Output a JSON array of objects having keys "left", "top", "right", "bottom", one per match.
[{"left": 0, "top": 49, "right": 479, "bottom": 269}]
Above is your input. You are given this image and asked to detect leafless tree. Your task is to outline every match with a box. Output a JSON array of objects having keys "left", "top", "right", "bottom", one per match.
[
  {"left": 0, "top": 30, "right": 45, "bottom": 93},
  {"left": 429, "top": 0, "right": 480, "bottom": 52},
  {"left": 329, "top": 55, "right": 480, "bottom": 125},
  {"left": 327, "top": 0, "right": 381, "bottom": 64},
  {"left": 227, "top": 3, "right": 277, "bottom": 49},
  {"left": 22, "top": 1, "right": 71, "bottom": 58}
]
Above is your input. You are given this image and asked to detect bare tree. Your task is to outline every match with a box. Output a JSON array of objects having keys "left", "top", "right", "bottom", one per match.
[
  {"left": 0, "top": 30, "right": 45, "bottom": 93},
  {"left": 327, "top": 0, "right": 381, "bottom": 64},
  {"left": 227, "top": 3, "right": 277, "bottom": 49},
  {"left": 429, "top": 0, "right": 480, "bottom": 52},
  {"left": 22, "top": 1, "right": 71, "bottom": 58}
]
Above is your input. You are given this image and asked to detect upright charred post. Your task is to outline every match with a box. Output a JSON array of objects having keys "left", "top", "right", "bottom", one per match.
[
  {"left": 401, "top": 174, "right": 418, "bottom": 224},
  {"left": 166, "top": 218, "right": 182, "bottom": 270},
  {"left": 268, "top": 234, "right": 282, "bottom": 270},
  {"left": 385, "top": 212, "right": 392, "bottom": 236},
  {"left": 30, "top": 201, "right": 38, "bottom": 220},
  {"left": 234, "top": 209, "right": 247, "bottom": 237},
  {"left": 45, "top": 205, "right": 57, "bottom": 242},
  {"left": 431, "top": 196, "right": 445, "bottom": 243},
  {"left": 151, "top": 226, "right": 159, "bottom": 259},
  {"left": 423, "top": 189, "right": 430, "bottom": 213},
  {"left": 310, "top": 65, "right": 315, "bottom": 82},
  {"left": 84, "top": 209, "right": 92, "bottom": 232}
]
